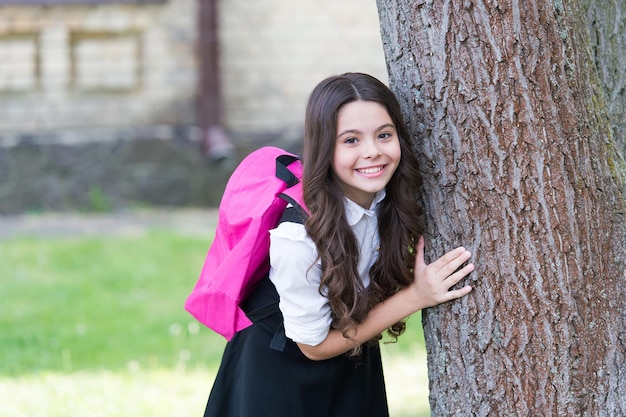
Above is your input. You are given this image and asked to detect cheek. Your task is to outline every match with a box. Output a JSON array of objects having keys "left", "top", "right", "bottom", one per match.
[
  {"left": 330, "top": 153, "right": 347, "bottom": 179},
  {"left": 390, "top": 141, "right": 402, "bottom": 163},
  {"left": 332, "top": 148, "right": 355, "bottom": 170},
  {"left": 387, "top": 144, "right": 402, "bottom": 176}
]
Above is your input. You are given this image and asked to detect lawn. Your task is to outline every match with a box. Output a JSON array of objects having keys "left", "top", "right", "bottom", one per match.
[{"left": 0, "top": 218, "right": 429, "bottom": 416}]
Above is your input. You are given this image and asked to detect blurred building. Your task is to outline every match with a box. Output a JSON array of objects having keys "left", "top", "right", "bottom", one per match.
[{"left": 0, "top": 0, "right": 387, "bottom": 213}]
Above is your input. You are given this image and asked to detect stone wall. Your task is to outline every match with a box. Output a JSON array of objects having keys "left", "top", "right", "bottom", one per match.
[
  {"left": 0, "top": 125, "right": 298, "bottom": 213},
  {"left": 0, "top": 132, "right": 228, "bottom": 214}
]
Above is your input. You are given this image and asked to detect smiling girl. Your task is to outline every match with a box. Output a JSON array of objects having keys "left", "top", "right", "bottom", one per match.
[{"left": 202, "top": 73, "right": 475, "bottom": 417}]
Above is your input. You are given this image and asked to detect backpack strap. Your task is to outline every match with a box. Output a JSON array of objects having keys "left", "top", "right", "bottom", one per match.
[
  {"left": 276, "top": 153, "right": 308, "bottom": 218},
  {"left": 280, "top": 206, "right": 305, "bottom": 223},
  {"left": 275, "top": 154, "right": 300, "bottom": 187}
]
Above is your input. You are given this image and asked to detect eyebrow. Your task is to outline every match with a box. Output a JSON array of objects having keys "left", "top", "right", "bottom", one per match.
[{"left": 336, "top": 123, "right": 396, "bottom": 138}]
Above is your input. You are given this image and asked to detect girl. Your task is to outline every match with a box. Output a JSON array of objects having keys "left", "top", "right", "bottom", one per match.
[{"left": 203, "top": 73, "right": 475, "bottom": 417}]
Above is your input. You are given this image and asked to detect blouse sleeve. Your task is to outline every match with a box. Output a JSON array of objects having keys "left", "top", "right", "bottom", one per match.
[{"left": 268, "top": 221, "right": 332, "bottom": 346}]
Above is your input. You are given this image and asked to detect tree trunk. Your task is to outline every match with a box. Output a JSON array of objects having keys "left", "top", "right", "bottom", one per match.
[
  {"left": 376, "top": 0, "right": 626, "bottom": 415},
  {"left": 584, "top": 0, "right": 626, "bottom": 156}
]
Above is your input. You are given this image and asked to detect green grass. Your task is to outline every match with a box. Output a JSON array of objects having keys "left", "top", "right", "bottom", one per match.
[
  {"left": 0, "top": 227, "right": 429, "bottom": 416},
  {"left": 0, "top": 230, "right": 226, "bottom": 375}
]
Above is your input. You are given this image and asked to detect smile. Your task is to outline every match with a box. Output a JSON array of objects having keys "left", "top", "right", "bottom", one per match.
[{"left": 356, "top": 166, "right": 384, "bottom": 175}]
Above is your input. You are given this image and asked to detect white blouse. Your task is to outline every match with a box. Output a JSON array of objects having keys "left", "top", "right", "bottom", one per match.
[{"left": 268, "top": 191, "right": 385, "bottom": 346}]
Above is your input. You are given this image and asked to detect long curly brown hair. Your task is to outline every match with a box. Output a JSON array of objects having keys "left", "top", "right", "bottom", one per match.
[{"left": 301, "top": 73, "right": 424, "bottom": 350}]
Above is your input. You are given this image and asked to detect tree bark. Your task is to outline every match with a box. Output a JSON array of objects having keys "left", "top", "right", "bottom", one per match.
[
  {"left": 376, "top": 0, "right": 626, "bottom": 415},
  {"left": 584, "top": 0, "right": 626, "bottom": 156}
]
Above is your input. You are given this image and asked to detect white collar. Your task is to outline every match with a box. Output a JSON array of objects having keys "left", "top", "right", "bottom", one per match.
[{"left": 343, "top": 190, "right": 386, "bottom": 226}]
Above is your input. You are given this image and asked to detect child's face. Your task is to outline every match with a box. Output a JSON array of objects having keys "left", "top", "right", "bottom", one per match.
[{"left": 331, "top": 100, "right": 401, "bottom": 209}]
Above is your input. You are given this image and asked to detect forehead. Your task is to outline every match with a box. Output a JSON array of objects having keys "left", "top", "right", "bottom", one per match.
[{"left": 336, "top": 100, "right": 393, "bottom": 132}]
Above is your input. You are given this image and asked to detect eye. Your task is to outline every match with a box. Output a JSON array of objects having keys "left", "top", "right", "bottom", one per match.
[
  {"left": 378, "top": 132, "right": 392, "bottom": 140},
  {"left": 343, "top": 137, "right": 358, "bottom": 144}
]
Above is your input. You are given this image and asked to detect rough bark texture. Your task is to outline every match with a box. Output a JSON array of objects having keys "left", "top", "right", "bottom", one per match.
[
  {"left": 376, "top": 0, "right": 626, "bottom": 415},
  {"left": 584, "top": 0, "right": 626, "bottom": 156}
]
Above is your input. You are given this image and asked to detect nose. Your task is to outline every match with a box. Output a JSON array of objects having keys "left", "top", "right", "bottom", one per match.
[{"left": 363, "top": 139, "right": 382, "bottom": 159}]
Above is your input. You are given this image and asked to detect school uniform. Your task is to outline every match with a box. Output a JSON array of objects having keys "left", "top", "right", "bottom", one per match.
[{"left": 203, "top": 192, "right": 389, "bottom": 417}]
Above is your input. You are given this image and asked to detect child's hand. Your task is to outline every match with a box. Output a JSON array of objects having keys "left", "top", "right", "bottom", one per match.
[{"left": 411, "top": 236, "right": 475, "bottom": 308}]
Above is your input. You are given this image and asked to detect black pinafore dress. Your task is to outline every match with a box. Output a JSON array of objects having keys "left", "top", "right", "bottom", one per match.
[{"left": 202, "top": 277, "right": 389, "bottom": 417}]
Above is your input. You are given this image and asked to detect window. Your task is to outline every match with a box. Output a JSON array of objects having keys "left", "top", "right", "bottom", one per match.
[
  {"left": 70, "top": 31, "right": 142, "bottom": 93},
  {"left": 0, "top": 33, "right": 40, "bottom": 93}
]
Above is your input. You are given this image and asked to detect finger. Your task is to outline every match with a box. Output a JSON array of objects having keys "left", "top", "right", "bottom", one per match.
[
  {"left": 430, "top": 246, "right": 470, "bottom": 273},
  {"left": 444, "top": 263, "right": 475, "bottom": 288},
  {"left": 445, "top": 285, "right": 473, "bottom": 301},
  {"left": 438, "top": 249, "right": 472, "bottom": 277}
]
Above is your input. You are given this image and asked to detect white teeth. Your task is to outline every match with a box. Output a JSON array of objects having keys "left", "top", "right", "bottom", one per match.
[{"left": 357, "top": 166, "right": 383, "bottom": 174}]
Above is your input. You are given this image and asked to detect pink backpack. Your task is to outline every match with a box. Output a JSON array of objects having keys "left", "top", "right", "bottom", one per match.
[{"left": 185, "top": 147, "right": 305, "bottom": 340}]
